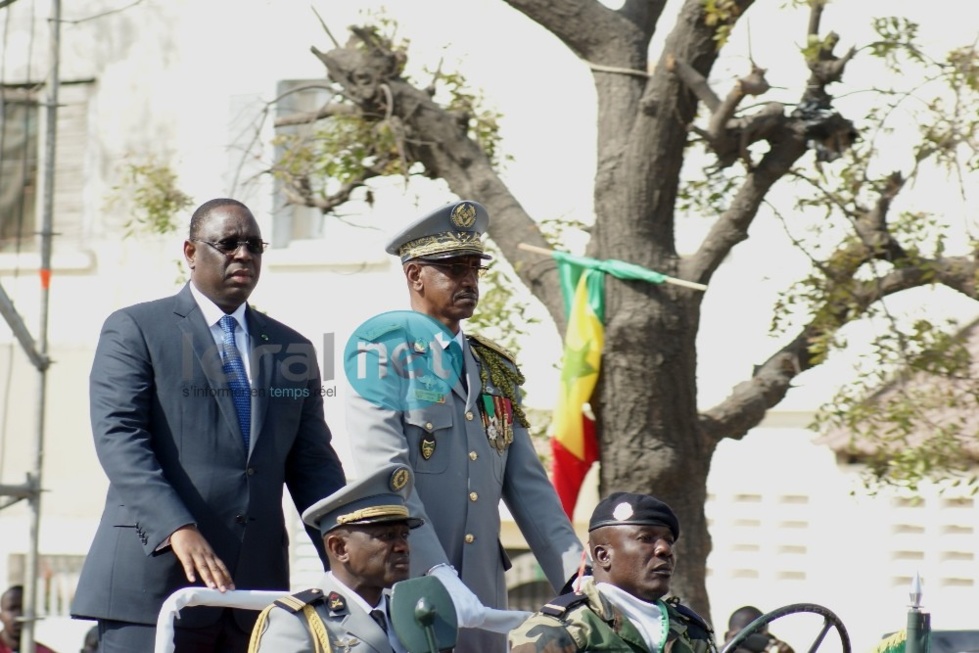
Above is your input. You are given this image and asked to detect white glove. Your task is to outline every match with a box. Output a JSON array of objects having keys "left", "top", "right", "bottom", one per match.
[
  {"left": 429, "top": 565, "right": 532, "bottom": 633},
  {"left": 429, "top": 564, "right": 486, "bottom": 628},
  {"left": 480, "top": 606, "right": 533, "bottom": 634}
]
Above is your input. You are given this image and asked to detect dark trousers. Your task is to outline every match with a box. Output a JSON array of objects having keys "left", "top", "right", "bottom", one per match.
[{"left": 99, "top": 609, "right": 251, "bottom": 653}]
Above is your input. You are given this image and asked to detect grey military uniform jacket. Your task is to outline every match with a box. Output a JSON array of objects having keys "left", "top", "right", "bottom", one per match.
[
  {"left": 344, "top": 324, "right": 583, "bottom": 651},
  {"left": 249, "top": 574, "right": 397, "bottom": 653}
]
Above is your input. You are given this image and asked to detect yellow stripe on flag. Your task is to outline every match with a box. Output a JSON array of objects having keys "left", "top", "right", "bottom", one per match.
[{"left": 550, "top": 270, "right": 604, "bottom": 460}]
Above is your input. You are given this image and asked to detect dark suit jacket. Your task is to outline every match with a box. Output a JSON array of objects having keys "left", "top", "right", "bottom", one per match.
[{"left": 71, "top": 283, "right": 345, "bottom": 630}]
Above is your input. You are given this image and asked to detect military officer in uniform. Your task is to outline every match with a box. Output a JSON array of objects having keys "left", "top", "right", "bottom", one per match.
[
  {"left": 343, "top": 199, "right": 584, "bottom": 652},
  {"left": 509, "top": 491, "right": 718, "bottom": 653},
  {"left": 248, "top": 464, "right": 423, "bottom": 653}
]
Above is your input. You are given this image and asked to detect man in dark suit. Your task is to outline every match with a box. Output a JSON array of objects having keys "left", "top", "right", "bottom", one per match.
[{"left": 71, "top": 198, "right": 346, "bottom": 652}]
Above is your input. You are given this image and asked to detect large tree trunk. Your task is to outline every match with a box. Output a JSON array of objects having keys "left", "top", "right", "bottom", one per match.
[
  {"left": 578, "top": 0, "right": 732, "bottom": 617},
  {"left": 596, "top": 281, "right": 716, "bottom": 613}
]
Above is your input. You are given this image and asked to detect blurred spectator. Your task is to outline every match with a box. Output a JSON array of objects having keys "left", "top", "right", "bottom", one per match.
[
  {"left": 0, "top": 585, "right": 57, "bottom": 653},
  {"left": 80, "top": 625, "right": 98, "bottom": 653},
  {"left": 722, "top": 606, "right": 794, "bottom": 653}
]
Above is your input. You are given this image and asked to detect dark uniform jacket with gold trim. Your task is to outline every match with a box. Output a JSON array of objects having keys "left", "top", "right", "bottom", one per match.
[
  {"left": 509, "top": 577, "right": 717, "bottom": 653},
  {"left": 249, "top": 574, "right": 396, "bottom": 653},
  {"left": 344, "top": 323, "right": 583, "bottom": 653}
]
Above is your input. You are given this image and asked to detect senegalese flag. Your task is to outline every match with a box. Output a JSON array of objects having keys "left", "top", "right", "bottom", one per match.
[
  {"left": 549, "top": 259, "right": 604, "bottom": 518},
  {"left": 548, "top": 250, "right": 669, "bottom": 518}
]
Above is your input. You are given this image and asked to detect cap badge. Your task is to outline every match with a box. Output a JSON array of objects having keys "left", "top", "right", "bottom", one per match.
[
  {"left": 450, "top": 202, "right": 477, "bottom": 228},
  {"left": 612, "top": 501, "right": 634, "bottom": 521},
  {"left": 390, "top": 466, "right": 410, "bottom": 491}
]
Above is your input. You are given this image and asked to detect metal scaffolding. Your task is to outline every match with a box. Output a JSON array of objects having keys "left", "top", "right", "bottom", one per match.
[{"left": 0, "top": 1, "right": 61, "bottom": 652}]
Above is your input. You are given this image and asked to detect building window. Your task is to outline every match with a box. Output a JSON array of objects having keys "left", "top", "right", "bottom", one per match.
[
  {"left": 0, "top": 80, "right": 92, "bottom": 255},
  {"left": 0, "top": 87, "right": 39, "bottom": 252},
  {"left": 271, "top": 79, "right": 335, "bottom": 248}
]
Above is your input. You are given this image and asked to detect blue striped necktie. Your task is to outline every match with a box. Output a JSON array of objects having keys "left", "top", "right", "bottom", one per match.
[{"left": 219, "top": 314, "right": 250, "bottom": 450}]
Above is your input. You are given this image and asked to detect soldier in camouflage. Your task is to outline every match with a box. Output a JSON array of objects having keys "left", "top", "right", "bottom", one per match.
[{"left": 509, "top": 491, "right": 718, "bottom": 653}]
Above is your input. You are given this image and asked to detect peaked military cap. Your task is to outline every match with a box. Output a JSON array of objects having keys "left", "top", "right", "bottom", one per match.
[
  {"left": 588, "top": 491, "right": 680, "bottom": 540},
  {"left": 385, "top": 199, "right": 491, "bottom": 262},
  {"left": 302, "top": 464, "right": 424, "bottom": 536}
]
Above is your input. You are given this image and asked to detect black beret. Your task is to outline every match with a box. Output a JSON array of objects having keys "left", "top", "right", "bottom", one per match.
[{"left": 588, "top": 491, "right": 680, "bottom": 540}]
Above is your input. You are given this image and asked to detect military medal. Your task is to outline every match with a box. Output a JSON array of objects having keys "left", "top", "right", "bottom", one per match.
[
  {"left": 480, "top": 393, "right": 514, "bottom": 452},
  {"left": 420, "top": 433, "right": 436, "bottom": 460}
]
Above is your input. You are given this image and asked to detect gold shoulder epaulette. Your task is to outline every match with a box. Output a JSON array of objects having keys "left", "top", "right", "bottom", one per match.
[
  {"left": 467, "top": 333, "right": 516, "bottom": 364},
  {"left": 273, "top": 588, "right": 325, "bottom": 614}
]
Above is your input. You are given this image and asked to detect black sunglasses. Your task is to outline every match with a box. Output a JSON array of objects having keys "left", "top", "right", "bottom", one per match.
[
  {"left": 193, "top": 238, "right": 268, "bottom": 255},
  {"left": 420, "top": 261, "right": 490, "bottom": 278}
]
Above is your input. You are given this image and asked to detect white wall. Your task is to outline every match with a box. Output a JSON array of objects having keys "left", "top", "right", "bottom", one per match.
[{"left": 707, "top": 426, "right": 978, "bottom": 653}]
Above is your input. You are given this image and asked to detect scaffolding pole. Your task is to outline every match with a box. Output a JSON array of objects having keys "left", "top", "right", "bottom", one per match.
[{"left": 18, "top": 0, "right": 60, "bottom": 651}]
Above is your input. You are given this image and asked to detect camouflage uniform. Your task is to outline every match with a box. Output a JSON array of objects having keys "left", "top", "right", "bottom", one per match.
[{"left": 509, "top": 577, "right": 717, "bottom": 653}]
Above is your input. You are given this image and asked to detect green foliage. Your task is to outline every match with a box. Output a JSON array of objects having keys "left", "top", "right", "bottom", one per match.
[
  {"left": 811, "top": 318, "right": 979, "bottom": 494},
  {"left": 702, "top": 0, "right": 742, "bottom": 48},
  {"left": 867, "top": 17, "right": 925, "bottom": 69},
  {"left": 537, "top": 214, "right": 592, "bottom": 253},
  {"left": 757, "top": 22, "right": 979, "bottom": 491},
  {"left": 468, "top": 238, "right": 540, "bottom": 356},
  {"left": 430, "top": 67, "right": 508, "bottom": 168},
  {"left": 272, "top": 114, "right": 405, "bottom": 198},
  {"left": 676, "top": 150, "right": 742, "bottom": 218},
  {"left": 110, "top": 160, "right": 193, "bottom": 238},
  {"left": 270, "top": 12, "right": 505, "bottom": 209}
]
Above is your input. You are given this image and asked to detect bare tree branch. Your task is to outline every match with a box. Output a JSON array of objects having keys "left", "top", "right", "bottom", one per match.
[
  {"left": 502, "top": 0, "right": 640, "bottom": 60},
  {"left": 665, "top": 54, "right": 720, "bottom": 111},
  {"left": 699, "top": 253, "right": 979, "bottom": 442},
  {"left": 291, "top": 28, "right": 571, "bottom": 325},
  {"left": 281, "top": 177, "right": 366, "bottom": 213},
  {"left": 274, "top": 102, "right": 358, "bottom": 128},
  {"left": 670, "top": 57, "right": 779, "bottom": 168},
  {"left": 683, "top": 130, "right": 808, "bottom": 283},
  {"left": 848, "top": 170, "right": 907, "bottom": 258}
]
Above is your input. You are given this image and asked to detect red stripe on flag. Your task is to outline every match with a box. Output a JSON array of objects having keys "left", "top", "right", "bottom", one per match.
[{"left": 551, "top": 416, "right": 599, "bottom": 519}]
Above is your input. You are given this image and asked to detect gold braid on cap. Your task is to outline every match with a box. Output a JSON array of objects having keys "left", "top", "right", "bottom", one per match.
[
  {"left": 335, "top": 505, "right": 409, "bottom": 525},
  {"left": 399, "top": 231, "right": 484, "bottom": 260}
]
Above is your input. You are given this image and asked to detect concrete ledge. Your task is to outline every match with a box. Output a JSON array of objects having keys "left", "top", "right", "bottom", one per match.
[{"left": 0, "top": 250, "right": 96, "bottom": 275}]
